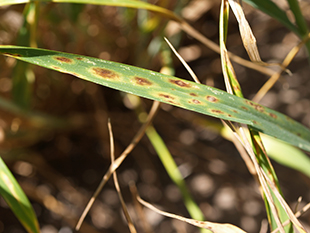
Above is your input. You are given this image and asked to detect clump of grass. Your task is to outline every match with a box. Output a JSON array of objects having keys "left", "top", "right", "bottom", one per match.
[{"left": 0, "top": 1, "right": 310, "bottom": 233}]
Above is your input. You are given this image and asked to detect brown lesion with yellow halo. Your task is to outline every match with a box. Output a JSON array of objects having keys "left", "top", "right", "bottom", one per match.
[
  {"left": 53, "top": 56, "right": 74, "bottom": 64},
  {"left": 90, "top": 67, "right": 120, "bottom": 80},
  {"left": 169, "top": 79, "right": 191, "bottom": 88},
  {"left": 133, "top": 77, "right": 153, "bottom": 86}
]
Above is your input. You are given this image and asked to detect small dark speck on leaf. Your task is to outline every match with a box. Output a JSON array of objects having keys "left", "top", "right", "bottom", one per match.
[{"left": 159, "top": 94, "right": 174, "bottom": 100}]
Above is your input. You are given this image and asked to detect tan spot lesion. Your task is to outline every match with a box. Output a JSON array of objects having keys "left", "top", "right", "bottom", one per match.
[
  {"left": 90, "top": 67, "right": 119, "bottom": 80},
  {"left": 206, "top": 95, "right": 218, "bottom": 102},
  {"left": 159, "top": 93, "right": 175, "bottom": 100},
  {"left": 245, "top": 100, "right": 265, "bottom": 112},
  {"left": 76, "top": 57, "right": 84, "bottom": 61},
  {"left": 191, "top": 99, "right": 201, "bottom": 104},
  {"left": 190, "top": 93, "right": 198, "bottom": 96},
  {"left": 211, "top": 109, "right": 224, "bottom": 114},
  {"left": 52, "top": 66, "right": 61, "bottom": 70},
  {"left": 169, "top": 79, "right": 191, "bottom": 88},
  {"left": 133, "top": 77, "right": 153, "bottom": 86},
  {"left": 53, "top": 56, "right": 74, "bottom": 64},
  {"left": 269, "top": 113, "right": 277, "bottom": 119},
  {"left": 168, "top": 100, "right": 179, "bottom": 105}
]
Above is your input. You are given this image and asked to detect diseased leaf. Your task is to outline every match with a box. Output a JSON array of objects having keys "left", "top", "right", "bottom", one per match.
[{"left": 0, "top": 45, "right": 310, "bottom": 152}]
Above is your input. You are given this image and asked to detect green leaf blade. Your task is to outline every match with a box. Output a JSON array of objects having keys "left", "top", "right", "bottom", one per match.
[
  {"left": 0, "top": 157, "right": 40, "bottom": 233},
  {"left": 243, "top": 0, "right": 299, "bottom": 35},
  {"left": 1, "top": 45, "right": 310, "bottom": 152}
]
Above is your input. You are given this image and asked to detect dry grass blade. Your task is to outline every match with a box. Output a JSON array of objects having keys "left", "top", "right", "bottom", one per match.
[
  {"left": 75, "top": 101, "right": 160, "bottom": 231},
  {"left": 179, "top": 21, "right": 274, "bottom": 76},
  {"left": 240, "top": 133, "right": 287, "bottom": 233},
  {"left": 108, "top": 120, "right": 137, "bottom": 233},
  {"left": 253, "top": 33, "right": 310, "bottom": 103},
  {"left": 222, "top": 119, "right": 286, "bottom": 233},
  {"left": 136, "top": 194, "right": 246, "bottom": 233},
  {"left": 260, "top": 170, "right": 306, "bottom": 232},
  {"left": 218, "top": 2, "right": 304, "bottom": 229},
  {"left": 271, "top": 202, "right": 310, "bottom": 233},
  {"left": 228, "top": 0, "right": 261, "bottom": 62},
  {"left": 222, "top": 123, "right": 256, "bottom": 175}
]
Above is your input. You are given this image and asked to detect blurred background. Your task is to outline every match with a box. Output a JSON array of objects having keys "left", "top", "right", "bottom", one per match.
[{"left": 0, "top": 1, "right": 310, "bottom": 232}]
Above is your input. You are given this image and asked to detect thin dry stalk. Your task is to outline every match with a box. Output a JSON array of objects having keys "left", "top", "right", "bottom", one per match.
[
  {"left": 179, "top": 21, "right": 275, "bottom": 76},
  {"left": 75, "top": 101, "right": 161, "bottom": 231},
  {"left": 108, "top": 120, "right": 137, "bottom": 233},
  {"left": 136, "top": 194, "right": 246, "bottom": 233},
  {"left": 129, "top": 182, "right": 155, "bottom": 233},
  {"left": 164, "top": 37, "right": 200, "bottom": 83},
  {"left": 253, "top": 33, "right": 310, "bottom": 103},
  {"left": 223, "top": 123, "right": 256, "bottom": 175}
]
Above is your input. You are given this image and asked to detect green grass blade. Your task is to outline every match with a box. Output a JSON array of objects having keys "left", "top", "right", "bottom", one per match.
[
  {"left": 0, "top": 157, "right": 40, "bottom": 233},
  {"left": 286, "top": 0, "right": 310, "bottom": 60},
  {"left": 12, "top": 2, "right": 38, "bottom": 109},
  {"left": 245, "top": 0, "right": 310, "bottom": 61},
  {"left": 262, "top": 134, "right": 310, "bottom": 178},
  {"left": 0, "top": 45, "right": 310, "bottom": 152},
  {"left": 145, "top": 126, "right": 210, "bottom": 233},
  {"left": 0, "top": 0, "right": 182, "bottom": 22},
  {"left": 243, "top": 0, "right": 299, "bottom": 35},
  {"left": 220, "top": 2, "right": 292, "bottom": 230}
]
